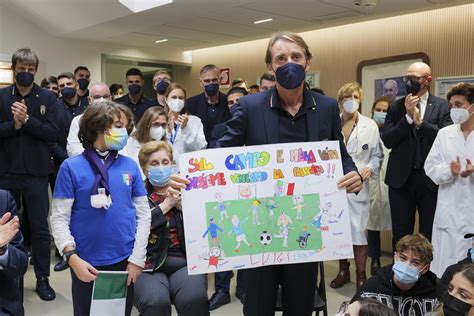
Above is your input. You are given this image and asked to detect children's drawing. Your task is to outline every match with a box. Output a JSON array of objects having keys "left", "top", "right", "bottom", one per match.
[
  {"left": 180, "top": 141, "right": 354, "bottom": 275},
  {"left": 265, "top": 198, "right": 277, "bottom": 220},
  {"left": 292, "top": 195, "right": 305, "bottom": 220},
  {"left": 202, "top": 218, "right": 223, "bottom": 247},
  {"left": 214, "top": 192, "right": 229, "bottom": 222},
  {"left": 259, "top": 231, "right": 272, "bottom": 245},
  {"left": 230, "top": 215, "right": 252, "bottom": 252},
  {"left": 249, "top": 199, "right": 262, "bottom": 225},
  {"left": 296, "top": 226, "right": 311, "bottom": 248},
  {"left": 273, "top": 213, "right": 293, "bottom": 248}
]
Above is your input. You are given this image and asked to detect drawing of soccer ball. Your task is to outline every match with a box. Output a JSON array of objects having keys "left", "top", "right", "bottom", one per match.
[{"left": 260, "top": 231, "right": 272, "bottom": 245}]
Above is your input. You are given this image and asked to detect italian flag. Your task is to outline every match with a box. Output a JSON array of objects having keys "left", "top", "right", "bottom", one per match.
[{"left": 90, "top": 271, "right": 128, "bottom": 316}]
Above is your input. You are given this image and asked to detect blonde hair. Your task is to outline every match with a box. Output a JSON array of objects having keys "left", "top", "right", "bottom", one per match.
[
  {"left": 337, "top": 82, "right": 364, "bottom": 105},
  {"left": 132, "top": 107, "right": 167, "bottom": 143},
  {"left": 138, "top": 141, "right": 174, "bottom": 170}
]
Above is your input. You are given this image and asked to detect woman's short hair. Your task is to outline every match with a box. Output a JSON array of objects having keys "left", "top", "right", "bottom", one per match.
[
  {"left": 447, "top": 82, "right": 474, "bottom": 104},
  {"left": 132, "top": 106, "right": 167, "bottom": 143},
  {"left": 396, "top": 233, "right": 433, "bottom": 264},
  {"left": 138, "top": 141, "right": 174, "bottom": 170},
  {"left": 265, "top": 31, "right": 312, "bottom": 65},
  {"left": 79, "top": 101, "right": 134, "bottom": 148},
  {"left": 337, "top": 82, "right": 364, "bottom": 105},
  {"left": 164, "top": 83, "right": 187, "bottom": 114}
]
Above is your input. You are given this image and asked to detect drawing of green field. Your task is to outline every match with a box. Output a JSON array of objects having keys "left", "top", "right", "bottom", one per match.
[{"left": 203, "top": 194, "right": 322, "bottom": 257}]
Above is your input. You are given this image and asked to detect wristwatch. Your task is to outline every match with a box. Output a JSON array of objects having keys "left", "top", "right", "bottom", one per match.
[
  {"left": 0, "top": 245, "right": 7, "bottom": 256},
  {"left": 22, "top": 114, "right": 29, "bottom": 124},
  {"left": 63, "top": 249, "right": 77, "bottom": 263}
]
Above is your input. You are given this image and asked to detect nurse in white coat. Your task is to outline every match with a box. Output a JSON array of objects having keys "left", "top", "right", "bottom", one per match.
[
  {"left": 331, "top": 82, "right": 383, "bottom": 289},
  {"left": 424, "top": 83, "right": 474, "bottom": 278},
  {"left": 164, "top": 83, "right": 207, "bottom": 164}
]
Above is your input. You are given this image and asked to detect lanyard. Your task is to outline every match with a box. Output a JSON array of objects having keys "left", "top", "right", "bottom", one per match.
[{"left": 169, "top": 124, "right": 180, "bottom": 144}]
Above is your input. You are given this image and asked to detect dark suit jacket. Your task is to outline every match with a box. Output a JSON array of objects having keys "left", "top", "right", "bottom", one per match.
[
  {"left": 185, "top": 92, "right": 229, "bottom": 146},
  {"left": 216, "top": 88, "right": 357, "bottom": 175},
  {"left": 0, "top": 189, "right": 27, "bottom": 316},
  {"left": 382, "top": 94, "right": 451, "bottom": 191},
  {"left": 0, "top": 84, "right": 59, "bottom": 177}
]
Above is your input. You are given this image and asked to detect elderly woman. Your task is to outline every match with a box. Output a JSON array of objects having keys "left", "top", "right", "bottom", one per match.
[
  {"left": 51, "top": 101, "right": 151, "bottom": 316},
  {"left": 133, "top": 141, "right": 209, "bottom": 316},
  {"left": 331, "top": 82, "right": 383, "bottom": 289}
]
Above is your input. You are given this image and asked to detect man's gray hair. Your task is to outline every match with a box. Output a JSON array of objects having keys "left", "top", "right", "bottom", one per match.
[{"left": 12, "top": 48, "right": 39, "bottom": 68}]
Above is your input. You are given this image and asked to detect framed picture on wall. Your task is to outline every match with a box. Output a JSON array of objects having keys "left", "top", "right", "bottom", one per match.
[
  {"left": 305, "top": 71, "right": 320, "bottom": 88},
  {"left": 435, "top": 76, "right": 474, "bottom": 99},
  {"left": 0, "top": 64, "right": 13, "bottom": 88},
  {"left": 357, "top": 52, "right": 430, "bottom": 116}
]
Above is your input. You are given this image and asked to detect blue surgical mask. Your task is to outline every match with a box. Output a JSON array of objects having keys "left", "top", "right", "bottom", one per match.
[
  {"left": 156, "top": 81, "right": 169, "bottom": 95},
  {"left": 128, "top": 84, "right": 141, "bottom": 96},
  {"left": 373, "top": 111, "right": 387, "bottom": 125},
  {"left": 61, "top": 87, "right": 76, "bottom": 99},
  {"left": 104, "top": 127, "right": 128, "bottom": 151},
  {"left": 16, "top": 71, "right": 35, "bottom": 87},
  {"left": 275, "top": 63, "right": 306, "bottom": 90},
  {"left": 148, "top": 165, "right": 175, "bottom": 187},
  {"left": 392, "top": 261, "right": 421, "bottom": 285},
  {"left": 469, "top": 248, "right": 474, "bottom": 262},
  {"left": 204, "top": 83, "right": 219, "bottom": 96}
]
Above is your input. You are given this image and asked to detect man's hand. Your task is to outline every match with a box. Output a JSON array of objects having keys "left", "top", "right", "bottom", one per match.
[
  {"left": 413, "top": 106, "right": 422, "bottom": 127},
  {"left": 177, "top": 114, "right": 189, "bottom": 129},
  {"left": 461, "top": 158, "right": 474, "bottom": 178},
  {"left": 126, "top": 262, "right": 142, "bottom": 286},
  {"left": 404, "top": 94, "right": 419, "bottom": 118},
  {"left": 337, "top": 171, "right": 363, "bottom": 193},
  {"left": 451, "top": 157, "right": 461, "bottom": 176},
  {"left": 12, "top": 101, "right": 28, "bottom": 129},
  {"left": 359, "top": 167, "right": 372, "bottom": 181},
  {"left": 0, "top": 212, "right": 19, "bottom": 248},
  {"left": 69, "top": 255, "right": 99, "bottom": 282}
]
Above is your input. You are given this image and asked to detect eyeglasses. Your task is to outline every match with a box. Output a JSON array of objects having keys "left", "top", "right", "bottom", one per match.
[
  {"left": 91, "top": 94, "right": 111, "bottom": 99},
  {"left": 403, "top": 76, "right": 426, "bottom": 83}
]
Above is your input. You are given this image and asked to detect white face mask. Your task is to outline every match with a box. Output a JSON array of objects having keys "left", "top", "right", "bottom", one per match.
[
  {"left": 450, "top": 106, "right": 472, "bottom": 124},
  {"left": 168, "top": 98, "right": 185, "bottom": 113},
  {"left": 149, "top": 126, "right": 165, "bottom": 140},
  {"left": 343, "top": 99, "right": 359, "bottom": 114}
]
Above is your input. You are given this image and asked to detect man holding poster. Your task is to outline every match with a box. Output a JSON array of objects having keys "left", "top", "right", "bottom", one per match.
[{"left": 172, "top": 31, "right": 362, "bottom": 316}]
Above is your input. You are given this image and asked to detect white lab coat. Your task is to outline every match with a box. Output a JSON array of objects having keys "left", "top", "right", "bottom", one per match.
[
  {"left": 168, "top": 115, "right": 207, "bottom": 165},
  {"left": 67, "top": 114, "right": 84, "bottom": 157},
  {"left": 122, "top": 136, "right": 146, "bottom": 179},
  {"left": 367, "top": 140, "right": 392, "bottom": 231},
  {"left": 424, "top": 124, "right": 474, "bottom": 277},
  {"left": 344, "top": 114, "right": 383, "bottom": 245}
]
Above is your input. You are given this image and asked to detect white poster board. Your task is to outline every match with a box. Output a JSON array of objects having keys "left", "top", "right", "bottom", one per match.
[{"left": 179, "top": 141, "right": 353, "bottom": 275}]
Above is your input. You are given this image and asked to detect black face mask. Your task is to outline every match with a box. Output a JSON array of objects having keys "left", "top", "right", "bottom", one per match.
[
  {"left": 443, "top": 294, "right": 472, "bottom": 315},
  {"left": 405, "top": 79, "right": 421, "bottom": 95},
  {"left": 16, "top": 72, "right": 35, "bottom": 87},
  {"left": 77, "top": 78, "right": 90, "bottom": 90}
]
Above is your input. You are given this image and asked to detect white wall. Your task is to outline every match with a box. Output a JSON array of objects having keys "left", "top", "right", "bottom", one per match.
[{"left": 0, "top": 3, "right": 191, "bottom": 83}]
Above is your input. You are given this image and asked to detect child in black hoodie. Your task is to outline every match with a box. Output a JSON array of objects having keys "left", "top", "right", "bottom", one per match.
[{"left": 352, "top": 234, "right": 438, "bottom": 316}]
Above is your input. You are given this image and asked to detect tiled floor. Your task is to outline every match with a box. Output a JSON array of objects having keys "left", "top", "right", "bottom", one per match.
[{"left": 24, "top": 255, "right": 391, "bottom": 315}]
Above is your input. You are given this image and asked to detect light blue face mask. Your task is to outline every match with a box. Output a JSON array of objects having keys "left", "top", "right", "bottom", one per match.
[
  {"left": 469, "top": 248, "right": 474, "bottom": 263},
  {"left": 392, "top": 261, "right": 421, "bottom": 285},
  {"left": 148, "top": 165, "right": 175, "bottom": 187},
  {"left": 104, "top": 127, "right": 128, "bottom": 151},
  {"left": 373, "top": 111, "right": 387, "bottom": 125}
]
